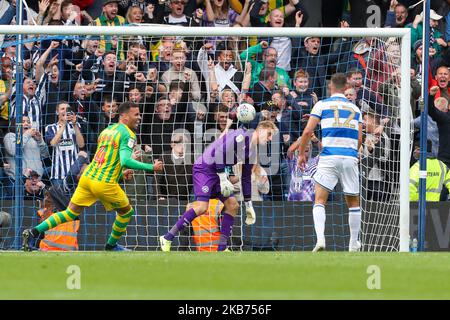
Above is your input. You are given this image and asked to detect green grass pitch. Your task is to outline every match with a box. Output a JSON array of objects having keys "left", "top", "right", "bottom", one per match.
[{"left": 1, "top": 252, "right": 450, "bottom": 299}]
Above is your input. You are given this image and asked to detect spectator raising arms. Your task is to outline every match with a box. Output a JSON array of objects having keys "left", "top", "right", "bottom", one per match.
[{"left": 3, "top": 115, "right": 50, "bottom": 192}]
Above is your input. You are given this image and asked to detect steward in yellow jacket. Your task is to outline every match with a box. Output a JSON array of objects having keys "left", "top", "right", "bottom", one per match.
[{"left": 410, "top": 157, "right": 450, "bottom": 202}]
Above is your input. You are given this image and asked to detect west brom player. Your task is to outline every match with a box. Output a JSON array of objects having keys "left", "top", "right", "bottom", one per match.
[
  {"left": 159, "top": 121, "right": 278, "bottom": 252},
  {"left": 23, "top": 102, "right": 164, "bottom": 251}
]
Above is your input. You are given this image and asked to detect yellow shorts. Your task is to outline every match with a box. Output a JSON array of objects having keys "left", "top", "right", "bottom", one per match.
[{"left": 70, "top": 175, "right": 130, "bottom": 211}]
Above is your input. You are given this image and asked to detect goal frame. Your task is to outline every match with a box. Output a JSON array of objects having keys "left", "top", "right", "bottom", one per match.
[{"left": 1, "top": 25, "right": 411, "bottom": 252}]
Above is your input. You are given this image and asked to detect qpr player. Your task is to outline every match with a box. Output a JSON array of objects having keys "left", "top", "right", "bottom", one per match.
[{"left": 295, "top": 73, "right": 363, "bottom": 252}]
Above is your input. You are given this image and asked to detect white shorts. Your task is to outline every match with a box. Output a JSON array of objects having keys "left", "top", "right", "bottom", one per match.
[{"left": 313, "top": 157, "right": 360, "bottom": 196}]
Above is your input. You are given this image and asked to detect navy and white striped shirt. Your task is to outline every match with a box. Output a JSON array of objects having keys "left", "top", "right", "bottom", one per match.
[
  {"left": 310, "top": 93, "right": 362, "bottom": 159},
  {"left": 45, "top": 122, "right": 80, "bottom": 180},
  {"left": 10, "top": 73, "right": 48, "bottom": 131}
]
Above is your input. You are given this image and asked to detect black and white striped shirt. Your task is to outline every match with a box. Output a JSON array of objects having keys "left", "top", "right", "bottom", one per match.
[
  {"left": 119, "top": 0, "right": 151, "bottom": 13},
  {"left": 45, "top": 122, "right": 80, "bottom": 180},
  {"left": 10, "top": 73, "right": 48, "bottom": 131}
]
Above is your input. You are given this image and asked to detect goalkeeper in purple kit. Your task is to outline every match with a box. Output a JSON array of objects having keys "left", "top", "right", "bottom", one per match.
[{"left": 159, "top": 121, "right": 278, "bottom": 252}]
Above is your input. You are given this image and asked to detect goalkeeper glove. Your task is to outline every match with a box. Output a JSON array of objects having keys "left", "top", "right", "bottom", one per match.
[
  {"left": 244, "top": 201, "right": 256, "bottom": 225},
  {"left": 218, "top": 172, "right": 234, "bottom": 197}
]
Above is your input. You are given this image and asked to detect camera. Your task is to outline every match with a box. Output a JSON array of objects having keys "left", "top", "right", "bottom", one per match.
[{"left": 66, "top": 106, "right": 75, "bottom": 116}]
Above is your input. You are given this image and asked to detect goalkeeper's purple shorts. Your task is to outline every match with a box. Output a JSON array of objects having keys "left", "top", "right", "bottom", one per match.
[{"left": 192, "top": 165, "right": 232, "bottom": 203}]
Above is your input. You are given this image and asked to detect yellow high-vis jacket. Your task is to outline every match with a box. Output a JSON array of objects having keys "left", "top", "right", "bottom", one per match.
[{"left": 410, "top": 158, "right": 450, "bottom": 202}]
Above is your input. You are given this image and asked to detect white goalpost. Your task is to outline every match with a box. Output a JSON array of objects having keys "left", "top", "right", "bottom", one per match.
[{"left": 0, "top": 25, "right": 411, "bottom": 252}]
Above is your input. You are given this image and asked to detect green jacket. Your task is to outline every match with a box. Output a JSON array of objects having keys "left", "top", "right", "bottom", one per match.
[
  {"left": 409, "top": 22, "right": 444, "bottom": 58},
  {"left": 240, "top": 43, "right": 292, "bottom": 89}
]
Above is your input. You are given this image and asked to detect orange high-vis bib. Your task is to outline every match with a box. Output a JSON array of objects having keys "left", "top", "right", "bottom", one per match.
[
  {"left": 38, "top": 210, "right": 80, "bottom": 251},
  {"left": 191, "top": 200, "right": 223, "bottom": 252}
]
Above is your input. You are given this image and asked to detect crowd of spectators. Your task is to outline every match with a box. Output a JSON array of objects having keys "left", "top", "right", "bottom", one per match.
[{"left": 1, "top": 0, "right": 450, "bottom": 203}]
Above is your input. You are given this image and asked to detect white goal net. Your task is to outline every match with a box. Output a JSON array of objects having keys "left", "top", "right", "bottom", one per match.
[{"left": 0, "top": 25, "right": 412, "bottom": 252}]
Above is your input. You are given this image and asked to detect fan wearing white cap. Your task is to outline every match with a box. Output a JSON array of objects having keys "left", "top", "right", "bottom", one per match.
[{"left": 410, "top": 9, "right": 446, "bottom": 58}]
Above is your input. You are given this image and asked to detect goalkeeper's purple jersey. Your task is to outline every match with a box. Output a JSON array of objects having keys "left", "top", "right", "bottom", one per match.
[{"left": 194, "top": 129, "right": 255, "bottom": 200}]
